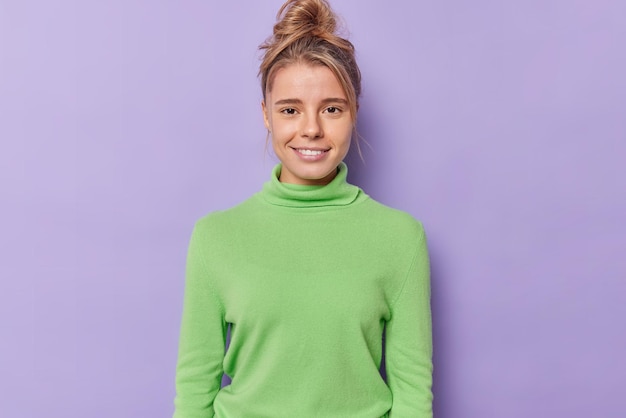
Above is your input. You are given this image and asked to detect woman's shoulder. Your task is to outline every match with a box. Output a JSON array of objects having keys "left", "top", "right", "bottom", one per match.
[
  {"left": 357, "top": 197, "right": 427, "bottom": 242},
  {"left": 362, "top": 197, "right": 424, "bottom": 227},
  {"left": 192, "top": 195, "right": 260, "bottom": 232}
]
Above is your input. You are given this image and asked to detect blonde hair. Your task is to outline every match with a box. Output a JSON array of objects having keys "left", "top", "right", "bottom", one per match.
[{"left": 259, "top": 0, "right": 362, "bottom": 127}]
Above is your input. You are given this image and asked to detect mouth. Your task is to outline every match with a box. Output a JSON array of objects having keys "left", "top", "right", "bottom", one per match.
[{"left": 292, "top": 147, "right": 330, "bottom": 156}]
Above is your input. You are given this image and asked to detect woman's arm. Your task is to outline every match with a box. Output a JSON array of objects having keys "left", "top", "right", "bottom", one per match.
[
  {"left": 173, "top": 224, "right": 227, "bottom": 418},
  {"left": 385, "top": 224, "right": 433, "bottom": 417}
]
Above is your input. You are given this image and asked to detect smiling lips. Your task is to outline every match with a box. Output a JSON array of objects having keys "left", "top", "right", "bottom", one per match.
[{"left": 291, "top": 147, "right": 330, "bottom": 160}]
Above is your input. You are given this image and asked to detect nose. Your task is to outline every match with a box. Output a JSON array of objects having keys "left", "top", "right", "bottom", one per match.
[{"left": 300, "top": 113, "right": 323, "bottom": 139}]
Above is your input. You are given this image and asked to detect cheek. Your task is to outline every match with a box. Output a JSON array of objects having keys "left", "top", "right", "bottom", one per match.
[
  {"left": 271, "top": 120, "right": 296, "bottom": 141},
  {"left": 270, "top": 125, "right": 289, "bottom": 150},
  {"left": 335, "top": 123, "right": 354, "bottom": 147}
]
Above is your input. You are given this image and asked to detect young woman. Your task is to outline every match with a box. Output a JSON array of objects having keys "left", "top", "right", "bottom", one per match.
[{"left": 173, "top": 1, "right": 432, "bottom": 417}]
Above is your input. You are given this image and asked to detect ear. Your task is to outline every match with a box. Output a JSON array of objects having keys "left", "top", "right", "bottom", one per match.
[{"left": 261, "top": 100, "right": 270, "bottom": 131}]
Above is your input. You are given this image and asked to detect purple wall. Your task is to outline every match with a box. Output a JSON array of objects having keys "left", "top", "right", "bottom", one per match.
[{"left": 1, "top": 1, "right": 624, "bottom": 417}]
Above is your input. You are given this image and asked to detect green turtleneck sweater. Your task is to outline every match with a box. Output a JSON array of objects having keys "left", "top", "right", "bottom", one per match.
[{"left": 173, "top": 163, "right": 432, "bottom": 418}]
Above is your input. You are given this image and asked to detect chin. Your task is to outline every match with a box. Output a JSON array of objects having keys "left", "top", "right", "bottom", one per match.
[{"left": 284, "top": 163, "right": 340, "bottom": 185}]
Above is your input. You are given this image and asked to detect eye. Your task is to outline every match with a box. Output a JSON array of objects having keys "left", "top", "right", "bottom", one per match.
[
  {"left": 280, "top": 108, "right": 297, "bottom": 115},
  {"left": 325, "top": 106, "right": 342, "bottom": 114}
]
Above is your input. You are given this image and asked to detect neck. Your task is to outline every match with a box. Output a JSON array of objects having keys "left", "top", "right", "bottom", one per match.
[
  {"left": 278, "top": 167, "right": 339, "bottom": 186},
  {"left": 258, "top": 162, "right": 365, "bottom": 208}
]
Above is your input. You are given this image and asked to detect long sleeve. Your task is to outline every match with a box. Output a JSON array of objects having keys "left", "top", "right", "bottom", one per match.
[
  {"left": 173, "top": 224, "right": 227, "bottom": 418},
  {"left": 385, "top": 224, "right": 433, "bottom": 417}
]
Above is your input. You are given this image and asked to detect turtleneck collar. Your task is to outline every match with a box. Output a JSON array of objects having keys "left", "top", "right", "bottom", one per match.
[{"left": 258, "top": 162, "right": 363, "bottom": 208}]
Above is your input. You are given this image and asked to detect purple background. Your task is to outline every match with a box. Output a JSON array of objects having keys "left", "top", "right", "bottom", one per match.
[{"left": 1, "top": 1, "right": 625, "bottom": 417}]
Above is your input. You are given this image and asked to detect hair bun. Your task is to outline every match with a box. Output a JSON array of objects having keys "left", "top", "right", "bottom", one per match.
[
  {"left": 259, "top": 0, "right": 361, "bottom": 122},
  {"left": 274, "top": 0, "right": 337, "bottom": 41}
]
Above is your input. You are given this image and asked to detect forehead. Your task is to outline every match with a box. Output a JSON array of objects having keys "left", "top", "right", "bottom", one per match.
[{"left": 268, "top": 63, "right": 347, "bottom": 101}]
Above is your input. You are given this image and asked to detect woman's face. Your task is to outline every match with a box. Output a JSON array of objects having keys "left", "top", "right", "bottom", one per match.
[{"left": 262, "top": 63, "right": 353, "bottom": 185}]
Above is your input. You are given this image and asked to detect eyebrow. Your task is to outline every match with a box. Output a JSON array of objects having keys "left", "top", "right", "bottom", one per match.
[{"left": 273, "top": 98, "right": 348, "bottom": 106}]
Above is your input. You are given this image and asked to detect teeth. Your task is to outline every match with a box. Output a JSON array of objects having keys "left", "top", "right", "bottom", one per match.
[{"left": 298, "top": 149, "right": 323, "bottom": 156}]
